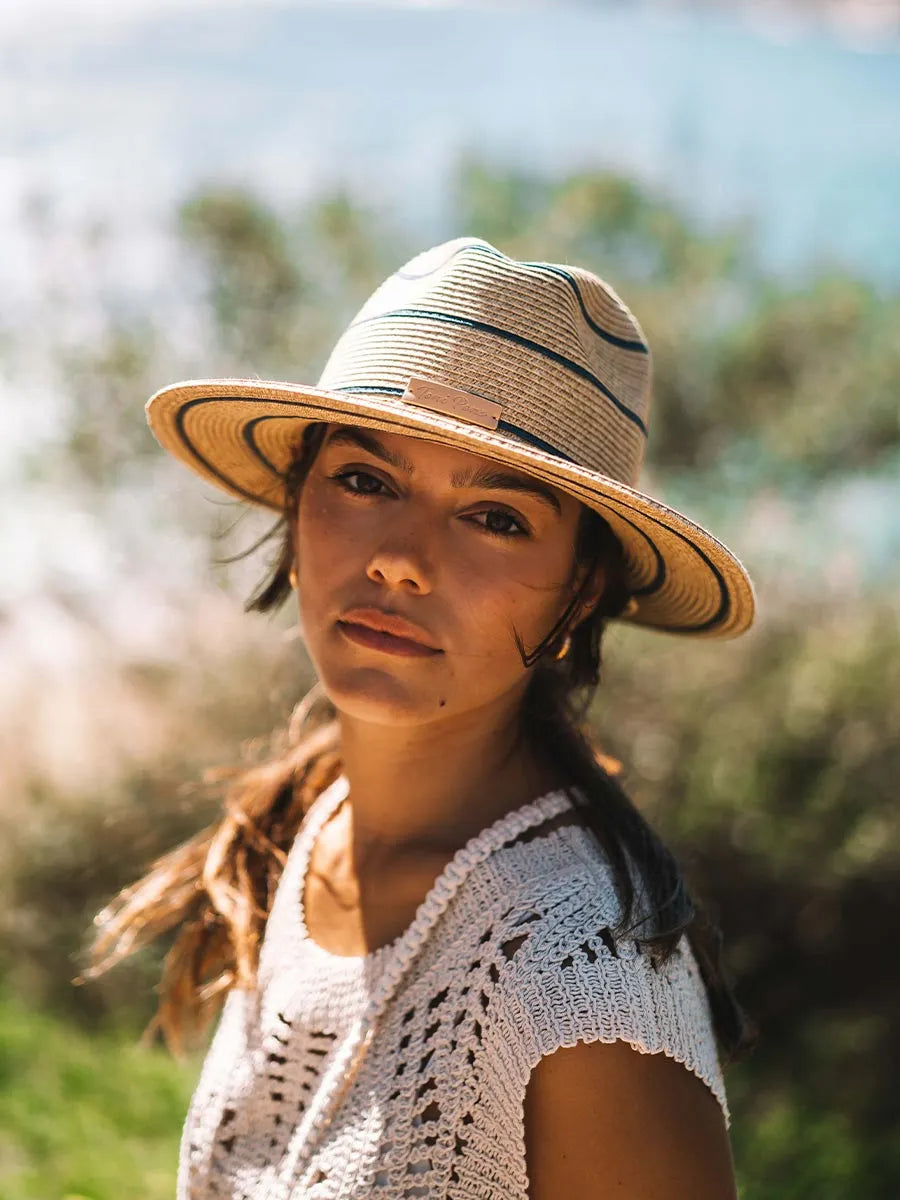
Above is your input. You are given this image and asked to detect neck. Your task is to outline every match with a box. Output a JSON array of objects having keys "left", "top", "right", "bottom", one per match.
[{"left": 333, "top": 691, "right": 561, "bottom": 865}]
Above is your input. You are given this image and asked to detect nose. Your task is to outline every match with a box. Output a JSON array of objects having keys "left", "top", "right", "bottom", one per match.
[{"left": 365, "top": 522, "right": 434, "bottom": 595}]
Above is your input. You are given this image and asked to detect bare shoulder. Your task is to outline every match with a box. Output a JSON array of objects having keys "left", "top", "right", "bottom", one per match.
[{"left": 523, "top": 1037, "right": 738, "bottom": 1199}]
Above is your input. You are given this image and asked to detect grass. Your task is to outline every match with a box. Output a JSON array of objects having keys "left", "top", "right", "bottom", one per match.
[
  {"left": 1, "top": 985, "right": 896, "bottom": 1199},
  {"left": 0, "top": 987, "right": 201, "bottom": 1200}
]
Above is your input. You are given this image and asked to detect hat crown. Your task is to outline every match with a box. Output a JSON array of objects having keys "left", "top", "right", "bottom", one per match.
[
  {"left": 316, "top": 236, "right": 652, "bottom": 487},
  {"left": 144, "top": 235, "right": 755, "bottom": 638}
]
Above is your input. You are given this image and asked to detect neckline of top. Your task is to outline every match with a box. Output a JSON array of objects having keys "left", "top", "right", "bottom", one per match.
[{"left": 286, "top": 773, "right": 579, "bottom": 968}]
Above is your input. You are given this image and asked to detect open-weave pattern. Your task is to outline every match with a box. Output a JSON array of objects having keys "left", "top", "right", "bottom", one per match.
[
  {"left": 178, "top": 776, "right": 729, "bottom": 1199},
  {"left": 145, "top": 236, "right": 756, "bottom": 638}
]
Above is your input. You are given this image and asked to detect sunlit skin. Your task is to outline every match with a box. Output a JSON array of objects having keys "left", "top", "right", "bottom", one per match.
[
  {"left": 290, "top": 423, "right": 604, "bottom": 872},
  {"left": 289, "top": 424, "right": 739, "bottom": 1196}
]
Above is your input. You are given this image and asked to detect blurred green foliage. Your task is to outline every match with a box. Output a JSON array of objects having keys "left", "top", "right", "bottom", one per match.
[
  {"left": 2, "top": 153, "right": 898, "bottom": 1197},
  {"left": 179, "top": 189, "right": 308, "bottom": 363},
  {"left": 0, "top": 983, "right": 196, "bottom": 1198},
  {"left": 1, "top": 979, "right": 896, "bottom": 1200}
]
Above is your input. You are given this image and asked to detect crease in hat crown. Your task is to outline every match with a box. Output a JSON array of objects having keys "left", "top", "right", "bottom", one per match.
[
  {"left": 144, "top": 234, "right": 756, "bottom": 639},
  {"left": 313, "top": 234, "right": 653, "bottom": 488}
]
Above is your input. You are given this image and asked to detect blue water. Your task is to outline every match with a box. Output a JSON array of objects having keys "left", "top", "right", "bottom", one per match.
[{"left": 3, "top": 0, "right": 899, "bottom": 290}]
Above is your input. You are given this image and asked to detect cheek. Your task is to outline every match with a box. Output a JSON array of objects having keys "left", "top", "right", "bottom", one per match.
[
  {"left": 296, "top": 476, "right": 388, "bottom": 568},
  {"left": 447, "top": 543, "right": 574, "bottom": 656},
  {"left": 296, "top": 478, "right": 362, "bottom": 568},
  {"left": 295, "top": 477, "right": 574, "bottom": 662},
  {"left": 296, "top": 476, "right": 337, "bottom": 548},
  {"left": 292, "top": 485, "right": 355, "bottom": 616}
]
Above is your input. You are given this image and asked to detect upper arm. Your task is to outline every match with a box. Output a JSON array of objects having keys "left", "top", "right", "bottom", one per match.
[{"left": 523, "top": 1037, "right": 738, "bottom": 1199}]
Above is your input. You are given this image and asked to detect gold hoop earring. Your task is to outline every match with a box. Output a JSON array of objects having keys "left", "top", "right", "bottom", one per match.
[
  {"left": 553, "top": 633, "right": 572, "bottom": 662},
  {"left": 289, "top": 564, "right": 298, "bottom": 590}
]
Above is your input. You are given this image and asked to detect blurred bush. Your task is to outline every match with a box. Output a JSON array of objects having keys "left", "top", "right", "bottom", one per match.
[
  {"left": 1, "top": 153, "right": 898, "bottom": 1197},
  {"left": 0, "top": 979, "right": 196, "bottom": 1199}
]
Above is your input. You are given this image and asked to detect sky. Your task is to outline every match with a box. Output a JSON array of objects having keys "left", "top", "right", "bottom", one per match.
[
  {"left": 2, "top": 0, "right": 898, "bottom": 610},
  {"left": 3, "top": 0, "right": 899, "bottom": 298},
  {"left": 0, "top": 0, "right": 455, "bottom": 43}
]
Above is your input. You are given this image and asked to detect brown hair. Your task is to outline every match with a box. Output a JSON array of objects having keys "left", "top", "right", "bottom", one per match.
[{"left": 78, "top": 421, "right": 757, "bottom": 1064}]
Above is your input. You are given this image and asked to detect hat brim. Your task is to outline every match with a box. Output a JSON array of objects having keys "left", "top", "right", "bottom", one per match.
[{"left": 145, "top": 378, "right": 756, "bottom": 638}]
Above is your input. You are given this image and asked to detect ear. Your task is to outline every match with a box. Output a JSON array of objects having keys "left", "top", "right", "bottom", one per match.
[
  {"left": 576, "top": 561, "right": 607, "bottom": 622},
  {"left": 287, "top": 513, "right": 300, "bottom": 591}
]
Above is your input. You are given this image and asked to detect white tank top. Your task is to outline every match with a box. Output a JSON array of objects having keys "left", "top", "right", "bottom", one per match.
[{"left": 177, "top": 774, "right": 729, "bottom": 1198}]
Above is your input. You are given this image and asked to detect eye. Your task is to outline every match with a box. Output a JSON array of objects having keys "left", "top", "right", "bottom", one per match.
[
  {"left": 331, "top": 469, "right": 392, "bottom": 497},
  {"left": 468, "top": 509, "right": 530, "bottom": 538}
]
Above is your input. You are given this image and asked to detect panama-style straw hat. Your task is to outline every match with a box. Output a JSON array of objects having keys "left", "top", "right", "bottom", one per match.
[{"left": 146, "top": 235, "right": 755, "bottom": 637}]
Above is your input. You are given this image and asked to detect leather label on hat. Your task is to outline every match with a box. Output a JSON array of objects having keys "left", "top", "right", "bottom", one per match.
[{"left": 401, "top": 375, "right": 501, "bottom": 430}]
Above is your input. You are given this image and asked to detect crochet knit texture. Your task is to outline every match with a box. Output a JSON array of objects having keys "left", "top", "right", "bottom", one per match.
[{"left": 178, "top": 774, "right": 730, "bottom": 1199}]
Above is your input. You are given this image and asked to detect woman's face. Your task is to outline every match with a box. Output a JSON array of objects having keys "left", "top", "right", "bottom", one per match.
[{"left": 293, "top": 424, "right": 601, "bottom": 727}]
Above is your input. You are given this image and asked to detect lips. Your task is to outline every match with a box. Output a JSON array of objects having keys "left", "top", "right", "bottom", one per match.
[{"left": 337, "top": 607, "right": 443, "bottom": 657}]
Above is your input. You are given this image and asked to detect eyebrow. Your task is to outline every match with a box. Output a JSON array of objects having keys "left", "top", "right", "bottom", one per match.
[
  {"left": 449, "top": 466, "right": 562, "bottom": 515},
  {"left": 325, "top": 426, "right": 414, "bottom": 471},
  {"left": 324, "top": 426, "right": 562, "bottom": 516}
]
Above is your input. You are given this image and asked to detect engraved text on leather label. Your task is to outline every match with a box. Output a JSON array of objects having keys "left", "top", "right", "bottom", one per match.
[{"left": 401, "top": 375, "right": 502, "bottom": 430}]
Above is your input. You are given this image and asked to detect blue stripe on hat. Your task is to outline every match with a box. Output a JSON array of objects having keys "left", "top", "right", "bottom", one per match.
[
  {"left": 521, "top": 262, "right": 650, "bottom": 354},
  {"left": 172, "top": 393, "right": 730, "bottom": 632},
  {"left": 496, "top": 421, "right": 575, "bottom": 461},
  {"left": 395, "top": 241, "right": 649, "bottom": 355},
  {"left": 331, "top": 386, "right": 574, "bottom": 461},
  {"left": 394, "top": 240, "right": 483, "bottom": 282},
  {"left": 345, "top": 308, "right": 649, "bottom": 437},
  {"left": 594, "top": 507, "right": 666, "bottom": 597}
]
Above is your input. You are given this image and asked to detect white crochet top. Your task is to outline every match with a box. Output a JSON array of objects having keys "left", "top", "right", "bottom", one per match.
[{"left": 177, "top": 774, "right": 730, "bottom": 1199}]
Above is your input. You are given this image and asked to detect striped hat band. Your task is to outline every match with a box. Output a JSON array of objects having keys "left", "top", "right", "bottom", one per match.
[{"left": 146, "top": 236, "right": 756, "bottom": 638}]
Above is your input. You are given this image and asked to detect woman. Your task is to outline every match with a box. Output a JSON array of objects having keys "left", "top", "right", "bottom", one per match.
[{"left": 84, "top": 236, "right": 757, "bottom": 1198}]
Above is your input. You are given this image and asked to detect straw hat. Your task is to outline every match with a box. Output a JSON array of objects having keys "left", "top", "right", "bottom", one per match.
[{"left": 146, "top": 235, "right": 755, "bottom": 638}]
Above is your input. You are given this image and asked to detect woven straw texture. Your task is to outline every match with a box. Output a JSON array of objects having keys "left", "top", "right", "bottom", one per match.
[{"left": 146, "top": 236, "right": 755, "bottom": 637}]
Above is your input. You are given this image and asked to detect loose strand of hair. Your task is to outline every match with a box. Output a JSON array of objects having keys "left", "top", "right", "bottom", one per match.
[{"left": 81, "top": 419, "right": 756, "bottom": 1065}]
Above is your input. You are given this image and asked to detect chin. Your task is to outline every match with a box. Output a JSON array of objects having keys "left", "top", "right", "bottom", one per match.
[{"left": 317, "top": 664, "right": 451, "bottom": 727}]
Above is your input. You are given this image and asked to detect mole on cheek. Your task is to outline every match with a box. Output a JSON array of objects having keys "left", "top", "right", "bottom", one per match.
[{"left": 438, "top": 698, "right": 447, "bottom": 708}]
